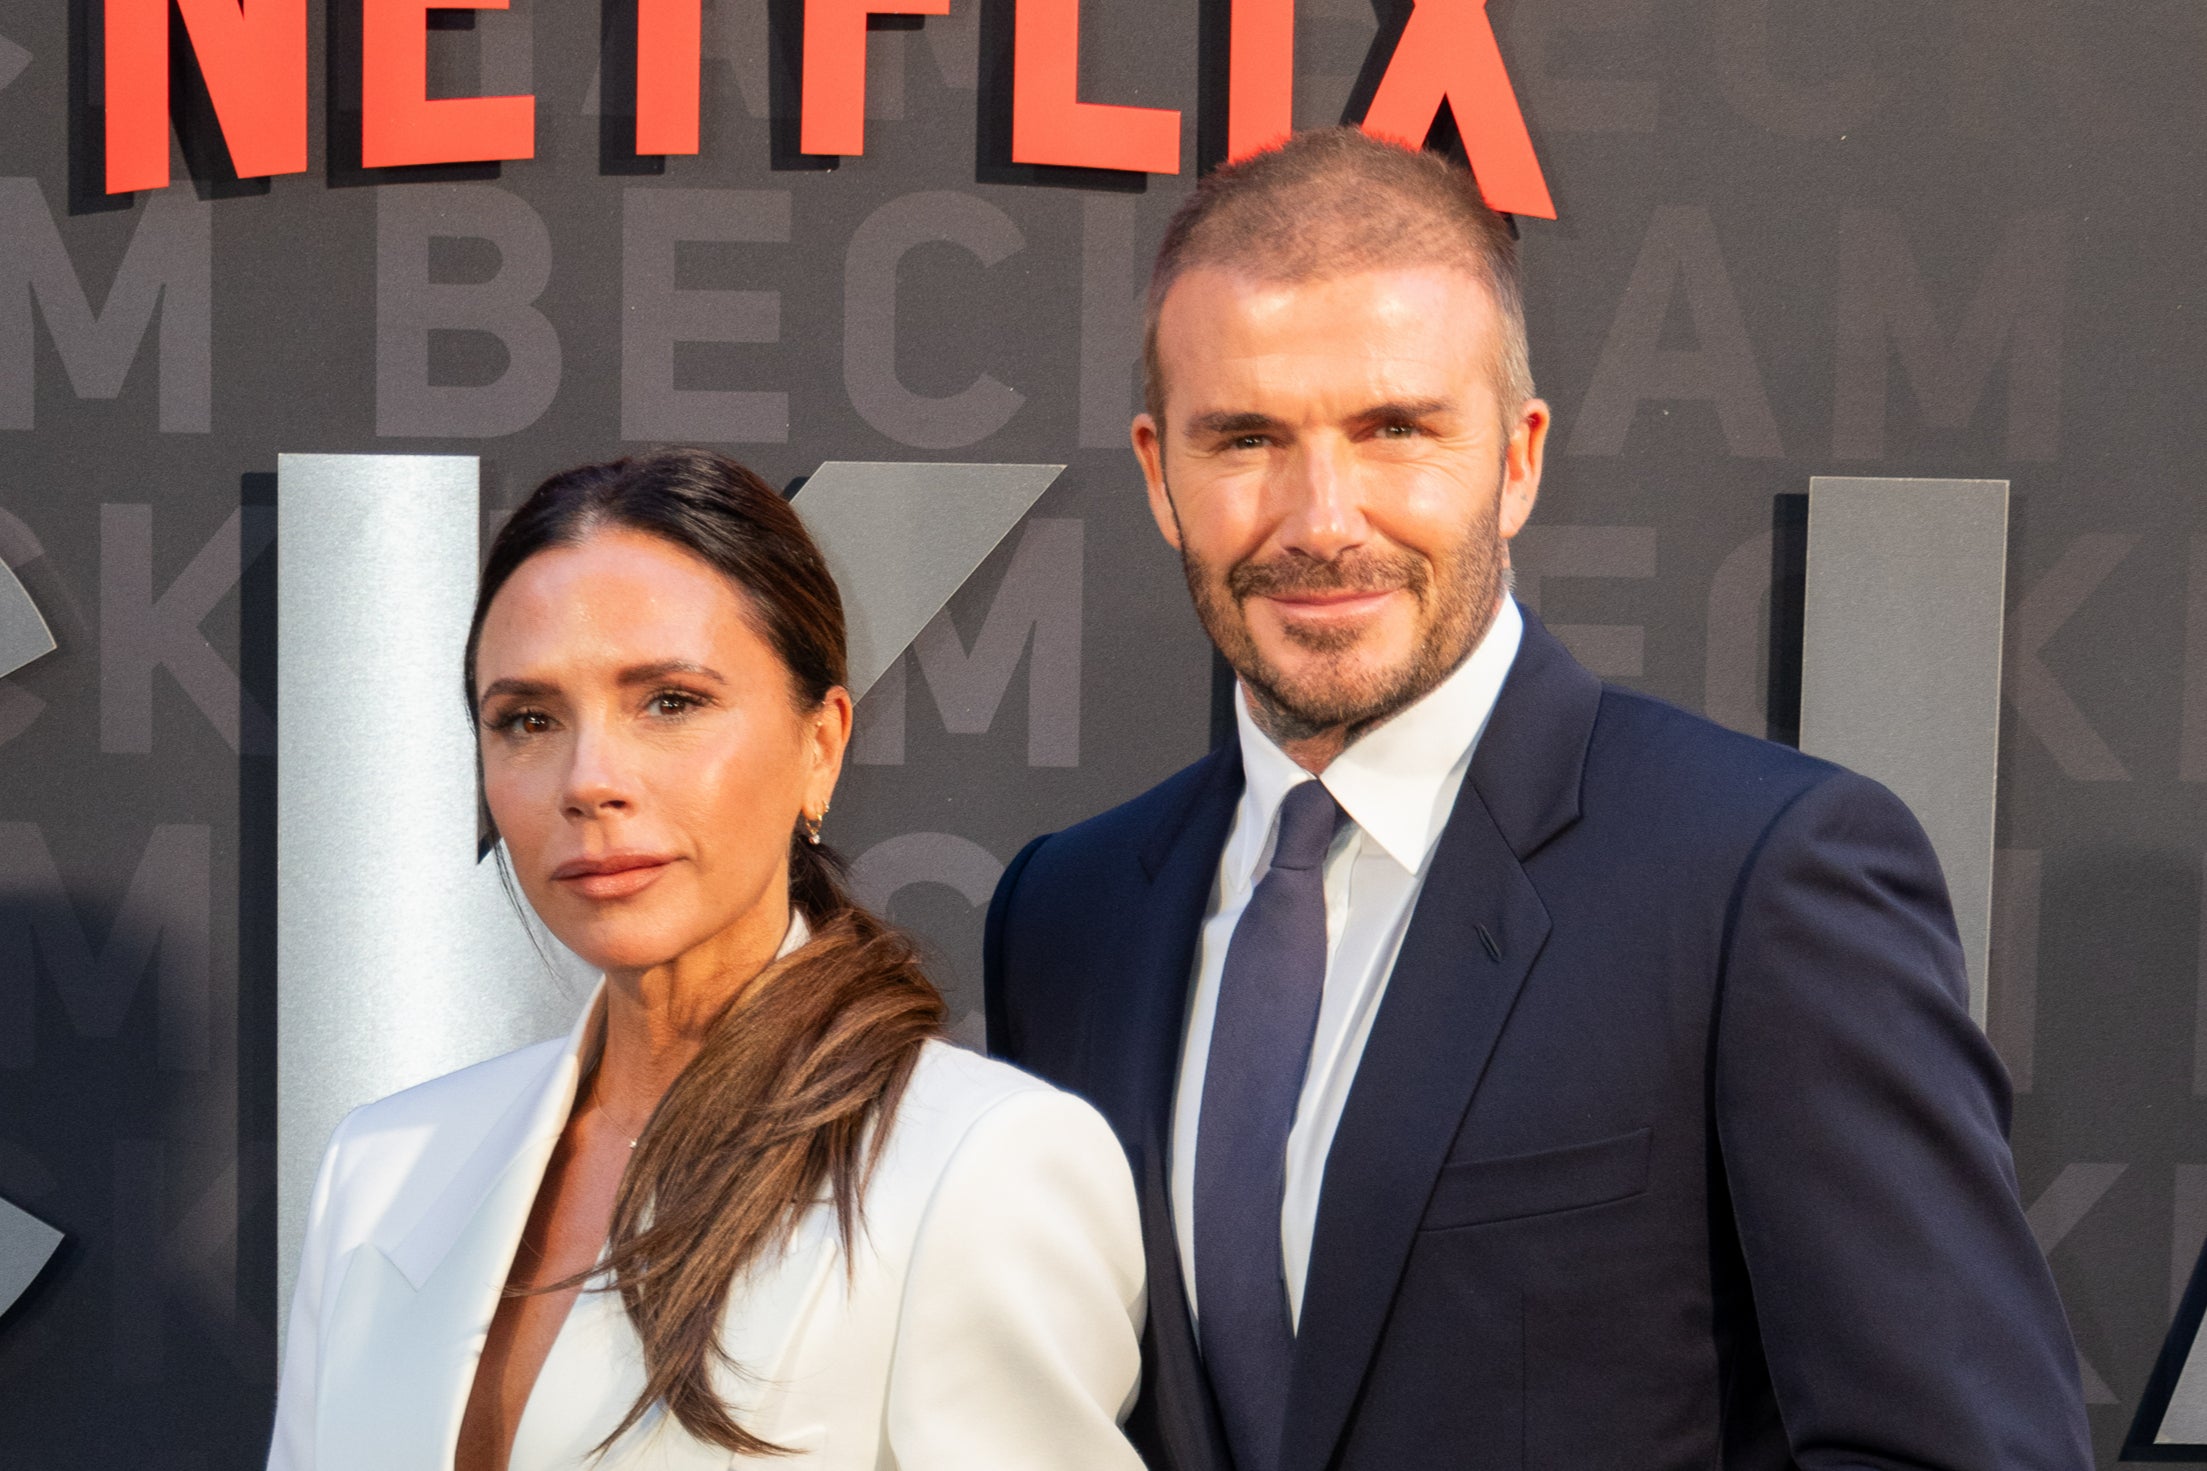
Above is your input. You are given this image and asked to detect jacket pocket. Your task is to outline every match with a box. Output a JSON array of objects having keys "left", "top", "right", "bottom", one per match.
[{"left": 1419, "top": 1127, "right": 1652, "bottom": 1231}]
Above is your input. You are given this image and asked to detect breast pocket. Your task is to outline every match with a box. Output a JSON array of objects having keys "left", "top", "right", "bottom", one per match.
[{"left": 1419, "top": 1127, "right": 1652, "bottom": 1231}]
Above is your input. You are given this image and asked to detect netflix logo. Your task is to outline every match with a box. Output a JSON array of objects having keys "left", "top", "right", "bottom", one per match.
[{"left": 98, "top": 0, "right": 1554, "bottom": 214}]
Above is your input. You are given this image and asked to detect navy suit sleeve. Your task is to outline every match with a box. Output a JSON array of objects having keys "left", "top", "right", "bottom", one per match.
[
  {"left": 985, "top": 833, "right": 1051, "bottom": 1065},
  {"left": 1713, "top": 770, "right": 2091, "bottom": 1470}
]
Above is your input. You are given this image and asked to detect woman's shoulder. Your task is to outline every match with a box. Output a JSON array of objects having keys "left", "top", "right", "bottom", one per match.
[
  {"left": 849, "top": 1042, "right": 1140, "bottom": 1308},
  {"left": 903, "top": 1036, "right": 1060, "bottom": 1109},
  {"left": 898, "top": 1039, "right": 1107, "bottom": 1136},
  {"left": 338, "top": 1034, "right": 569, "bottom": 1137},
  {"left": 870, "top": 1041, "right": 1126, "bottom": 1201}
]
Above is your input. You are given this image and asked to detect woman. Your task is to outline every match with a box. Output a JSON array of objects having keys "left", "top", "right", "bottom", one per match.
[{"left": 268, "top": 449, "right": 1146, "bottom": 1471}]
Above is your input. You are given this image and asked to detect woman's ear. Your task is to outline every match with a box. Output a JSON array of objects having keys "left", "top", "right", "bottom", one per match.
[{"left": 807, "top": 686, "right": 855, "bottom": 814}]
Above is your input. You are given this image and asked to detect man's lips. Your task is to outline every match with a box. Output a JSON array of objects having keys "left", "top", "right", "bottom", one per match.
[
  {"left": 1257, "top": 587, "right": 1402, "bottom": 618},
  {"left": 551, "top": 852, "right": 676, "bottom": 900}
]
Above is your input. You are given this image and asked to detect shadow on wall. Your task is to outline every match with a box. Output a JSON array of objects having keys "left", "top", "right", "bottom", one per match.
[{"left": 1765, "top": 492, "right": 1805, "bottom": 748}]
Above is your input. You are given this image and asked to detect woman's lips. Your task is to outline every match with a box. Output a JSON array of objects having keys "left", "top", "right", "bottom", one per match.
[{"left": 551, "top": 854, "right": 675, "bottom": 901}]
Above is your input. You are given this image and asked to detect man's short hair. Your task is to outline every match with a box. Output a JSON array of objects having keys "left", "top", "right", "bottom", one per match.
[{"left": 1141, "top": 127, "right": 1533, "bottom": 426}]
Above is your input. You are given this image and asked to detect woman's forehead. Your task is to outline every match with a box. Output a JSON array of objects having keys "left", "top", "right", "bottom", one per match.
[{"left": 477, "top": 529, "right": 766, "bottom": 681}]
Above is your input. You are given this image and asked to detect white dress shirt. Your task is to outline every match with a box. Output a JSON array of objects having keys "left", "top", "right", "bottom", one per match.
[{"left": 1170, "top": 597, "right": 1523, "bottom": 1327}]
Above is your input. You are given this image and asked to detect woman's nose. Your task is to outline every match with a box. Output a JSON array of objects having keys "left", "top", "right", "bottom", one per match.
[{"left": 561, "top": 727, "right": 635, "bottom": 816}]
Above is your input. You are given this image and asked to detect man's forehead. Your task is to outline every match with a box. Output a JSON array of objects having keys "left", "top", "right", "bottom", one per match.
[
  {"left": 1158, "top": 259, "right": 1496, "bottom": 322},
  {"left": 1155, "top": 264, "right": 1497, "bottom": 371},
  {"left": 1154, "top": 264, "right": 1499, "bottom": 405}
]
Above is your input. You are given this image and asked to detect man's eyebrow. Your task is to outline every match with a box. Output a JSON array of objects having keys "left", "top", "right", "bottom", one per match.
[
  {"left": 1186, "top": 410, "right": 1287, "bottom": 438},
  {"left": 1352, "top": 397, "right": 1455, "bottom": 425}
]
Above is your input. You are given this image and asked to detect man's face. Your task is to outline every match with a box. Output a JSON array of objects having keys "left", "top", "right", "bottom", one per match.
[{"left": 1133, "top": 264, "right": 1549, "bottom": 751}]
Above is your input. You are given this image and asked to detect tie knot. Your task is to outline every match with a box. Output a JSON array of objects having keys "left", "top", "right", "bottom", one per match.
[{"left": 1270, "top": 780, "right": 1342, "bottom": 872}]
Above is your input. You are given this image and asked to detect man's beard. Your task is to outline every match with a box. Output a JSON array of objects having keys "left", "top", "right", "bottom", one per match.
[{"left": 1178, "top": 500, "right": 1506, "bottom": 750}]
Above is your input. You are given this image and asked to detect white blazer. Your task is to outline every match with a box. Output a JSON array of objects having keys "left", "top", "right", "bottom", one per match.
[{"left": 268, "top": 981, "right": 1148, "bottom": 1471}]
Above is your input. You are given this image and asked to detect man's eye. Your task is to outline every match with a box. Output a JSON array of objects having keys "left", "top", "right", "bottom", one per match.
[
  {"left": 1231, "top": 434, "right": 1270, "bottom": 450},
  {"left": 1377, "top": 422, "right": 1420, "bottom": 438}
]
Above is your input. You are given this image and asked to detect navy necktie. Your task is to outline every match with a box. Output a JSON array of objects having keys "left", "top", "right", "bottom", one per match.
[{"left": 1194, "top": 777, "right": 1342, "bottom": 1471}]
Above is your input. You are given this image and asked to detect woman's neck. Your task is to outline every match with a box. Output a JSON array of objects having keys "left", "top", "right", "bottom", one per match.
[{"left": 592, "top": 893, "right": 796, "bottom": 1127}]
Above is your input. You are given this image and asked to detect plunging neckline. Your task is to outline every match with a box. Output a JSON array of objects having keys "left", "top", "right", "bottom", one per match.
[
  {"left": 460, "top": 908, "right": 814, "bottom": 1471},
  {"left": 504, "top": 1241, "right": 626, "bottom": 1469},
  {"left": 452, "top": 994, "right": 626, "bottom": 1471}
]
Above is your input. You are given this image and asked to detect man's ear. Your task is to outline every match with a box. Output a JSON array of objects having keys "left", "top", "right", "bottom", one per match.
[
  {"left": 1499, "top": 398, "right": 1550, "bottom": 543},
  {"left": 1132, "top": 413, "right": 1183, "bottom": 551}
]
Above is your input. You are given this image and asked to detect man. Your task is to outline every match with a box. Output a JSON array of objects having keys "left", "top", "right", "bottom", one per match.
[{"left": 984, "top": 127, "right": 2091, "bottom": 1471}]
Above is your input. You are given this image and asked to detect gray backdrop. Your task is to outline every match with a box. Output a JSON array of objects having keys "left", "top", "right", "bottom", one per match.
[{"left": 1, "top": 0, "right": 2201, "bottom": 1462}]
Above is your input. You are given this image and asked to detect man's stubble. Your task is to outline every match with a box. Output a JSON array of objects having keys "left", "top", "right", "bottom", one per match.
[{"left": 1169, "top": 478, "right": 1508, "bottom": 755}]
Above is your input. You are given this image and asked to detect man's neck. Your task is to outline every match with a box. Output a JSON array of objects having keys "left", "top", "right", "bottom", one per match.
[
  {"left": 1244, "top": 592, "right": 1507, "bottom": 775},
  {"left": 1244, "top": 696, "right": 1352, "bottom": 775}
]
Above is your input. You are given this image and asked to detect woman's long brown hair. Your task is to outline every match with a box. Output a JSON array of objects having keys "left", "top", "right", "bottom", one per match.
[{"left": 464, "top": 448, "right": 947, "bottom": 1455}]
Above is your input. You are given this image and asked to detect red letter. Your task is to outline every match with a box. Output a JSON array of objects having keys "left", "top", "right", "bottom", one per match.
[
  {"left": 361, "top": 0, "right": 535, "bottom": 168},
  {"left": 1226, "top": 0, "right": 1292, "bottom": 162},
  {"left": 801, "top": 0, "right": 953, "bottom": 156},
  {"left": 1360, "top": 0, "right": 1554, "bottom": 218},
  {"left": 1011, "top": 0, "right": 1179, "bottom": 174},
  {"left": 105, "top": 0, "right": 307, "bottom": 193},
  {"left": 636, "top": 0, "right": 702, "bottom": 155}
]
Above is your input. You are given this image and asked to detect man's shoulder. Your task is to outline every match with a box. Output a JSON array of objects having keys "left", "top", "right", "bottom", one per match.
[
  {"left": 1019, "top": 745, "right": 1229, "bottom": 884},
  {"left": 1581, "top": 681, "right": 1863, "bottom": 830},
  {"left": 1593, "top": 682, "right": 1830, "bottom": 773}
]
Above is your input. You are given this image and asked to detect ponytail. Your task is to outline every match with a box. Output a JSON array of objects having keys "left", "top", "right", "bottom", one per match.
[{"left": 468, "top": 448, "right": 946, "bottom": 1455}]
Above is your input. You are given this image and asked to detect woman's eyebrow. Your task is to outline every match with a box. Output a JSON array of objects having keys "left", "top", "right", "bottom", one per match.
[
  {"left": 616, "top": 660, "right": 727, "bottom": 687},
  {"left": 477, "top": 675, "right": 554, "bottom": 711}
]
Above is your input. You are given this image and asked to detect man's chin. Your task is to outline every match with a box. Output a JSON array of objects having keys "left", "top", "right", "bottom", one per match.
[{"left": 1244, "top": 650, "right": 1422, "bottom": 735}]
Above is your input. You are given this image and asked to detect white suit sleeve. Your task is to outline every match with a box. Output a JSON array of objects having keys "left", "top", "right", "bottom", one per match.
[
  {"left": 884, "top": 1087, "right": 1147, "bottom": 1471},
  {"left": 266, "top": 1112, "right": 353, "bottom": 1471}
]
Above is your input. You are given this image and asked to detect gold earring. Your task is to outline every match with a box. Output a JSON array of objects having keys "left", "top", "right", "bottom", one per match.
[{"left": 802, "top": 808, "right": 825, "bottom": 845}]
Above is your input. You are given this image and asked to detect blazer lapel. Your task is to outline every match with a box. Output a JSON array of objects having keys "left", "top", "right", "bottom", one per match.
[
  {"left": 1281, "top": 609, "right": 1601, "bottom": 1471},
  {"left": 318, "top": 990, "right": 602, "bottom": 1471},
  {"left": 1118, "top": 743, "right": 1243, "bottom": 1471}
]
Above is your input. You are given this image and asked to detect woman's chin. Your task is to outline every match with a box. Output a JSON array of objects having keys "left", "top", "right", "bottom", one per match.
[{"left": 544, "top": 919, "right": 687, "bottom": 977}]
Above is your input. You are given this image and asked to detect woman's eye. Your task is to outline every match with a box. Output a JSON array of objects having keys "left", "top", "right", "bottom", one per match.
[
  {"left": 649, "top": 690, "right": 702, "bottom": 717},
  {"left": 493, "top": 709, "right": 550, "bottom": 736}
]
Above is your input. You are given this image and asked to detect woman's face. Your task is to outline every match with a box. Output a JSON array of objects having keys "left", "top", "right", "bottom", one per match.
[{"left": 472, "top": 528, "right": 851, "bottom": 977}]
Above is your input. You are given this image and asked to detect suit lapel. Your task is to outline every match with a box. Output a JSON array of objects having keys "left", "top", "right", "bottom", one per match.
[
  {"left": 1127, "top": 743, "right": 1245, "bottom": 1147},
  {"left": 319, "top": 992, "right": 600, "bottom": 1471},
  {"left": 1116, "top": 744, "right": 1243, "bottom": 1471},
  {"left": 1281, "top": 610, "right": 1601, "bottom": 1471},
  {"left": 319, "top": 1154, "right": 556, "bottom": 1471}
]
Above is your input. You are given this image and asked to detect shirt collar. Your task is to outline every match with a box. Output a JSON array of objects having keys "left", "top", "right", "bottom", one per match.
[{"left": 1230, "top": 595, "right": 1523, "bottom": 882}]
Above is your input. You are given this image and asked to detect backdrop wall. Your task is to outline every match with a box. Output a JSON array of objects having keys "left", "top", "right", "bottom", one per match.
[{"left": 0, "top": 0, "right": 2201, "bottom": 1463}]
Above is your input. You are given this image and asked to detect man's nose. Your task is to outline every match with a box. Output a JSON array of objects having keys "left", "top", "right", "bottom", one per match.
[{"left": 1275, "top": 438, "right": 1369, "bottom": 560}]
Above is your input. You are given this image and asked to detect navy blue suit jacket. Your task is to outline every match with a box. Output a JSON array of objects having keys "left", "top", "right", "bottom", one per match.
[{"left": 984, "top": 606, "right": 2090, "bottom": 1471}]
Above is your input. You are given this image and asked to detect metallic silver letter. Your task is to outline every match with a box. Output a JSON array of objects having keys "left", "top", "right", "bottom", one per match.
[
  {"left": 276, "top": 454, "right": 590, "bottom": 1321},
  {"left": 1799, "top": 477, "right": 2008, "bottom": 1021}
]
